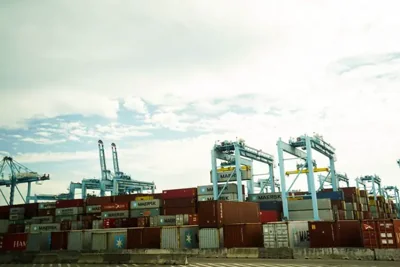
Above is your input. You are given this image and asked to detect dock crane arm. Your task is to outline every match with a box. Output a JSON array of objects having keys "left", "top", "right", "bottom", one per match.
[
  {"left": 111, "top": 143, "right": 121, "bottom": 176},
  {"left": 98, "top": 140, "right": 109, "bottom": 180}
]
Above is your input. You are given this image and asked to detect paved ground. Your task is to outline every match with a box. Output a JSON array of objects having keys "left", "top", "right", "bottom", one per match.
[{"left": 0, "top": 259, "right": 397, "bottom": 267}]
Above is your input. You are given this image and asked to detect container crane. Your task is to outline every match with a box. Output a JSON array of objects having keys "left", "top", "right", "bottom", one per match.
[
  {"left": 0, "top": 156, "right": 50, "bottom": 205},
  {"left": 211, "top": 138, "right": 275, "bottom": 201},
  {"left": 277, "top": 133, "right": 337, "bottom": 221},
  {"left": 318, "top": 172, "right": 350, "bottom": 191},
  {"left": 360, "top": 175, "right": 382, "bottom": 201},
  {"left": 383, "top": 186, "right": 400, "bottom": 217}
]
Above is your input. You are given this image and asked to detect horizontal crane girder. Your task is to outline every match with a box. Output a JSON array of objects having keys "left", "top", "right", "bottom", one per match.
[{"left": 285, "top": 167, "right": 329, "bottom": 176}]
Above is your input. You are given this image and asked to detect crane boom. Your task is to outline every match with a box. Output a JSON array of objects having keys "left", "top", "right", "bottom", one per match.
[
  {"left": 111, "top": 143, "right": 121, "bottom": 176},
  {"left": 98, "top": 140, "right": 108, "bottom": 180}
]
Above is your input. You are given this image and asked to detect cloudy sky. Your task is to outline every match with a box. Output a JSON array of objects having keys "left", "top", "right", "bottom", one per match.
[{"left": 1, "top": 1, "right": 400, "bottom": 204}]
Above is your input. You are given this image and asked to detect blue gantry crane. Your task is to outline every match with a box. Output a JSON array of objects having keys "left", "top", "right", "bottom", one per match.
[
  {"left": 0, "top": 156, "right": 50, "bottom": 205},
  {"left": 277, "top": 133, "right": 337, "bottom": 221},
  {"left": 359, "top": 174, "right": 382, "bottom": 201},
  {"left": 210, "top": 138, "right": 275, "bottom": 201},
  {"left": 318, "top": 172, "right": 350, "bottom": 191}
]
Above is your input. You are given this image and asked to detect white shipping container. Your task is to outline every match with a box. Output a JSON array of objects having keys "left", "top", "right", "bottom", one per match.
[
  {"left": 28, "top": 223, "right": 60, "bottom": 233},
  {"left": 210, "top": 169, "right": 252, "bottom": 182},
  {"left": 0, "top": 219, "right": 9, "bottom": 233},
  {"left": 86, "top": 205, "right": 101, "bottom": 214},
  {"left": 92, "top": 220, "right": 103, "bottom": 229},
  {"left": 56, "top": 207, "right": 83, "bottom": 216},
  {"left": 92, "top": 231, "right": 107, "bottom": 251},
  {"left": 199, "top": 228, "right": 224, "bottom": 249},
  {"left": 161, "top": 226, "right": 199, "bottom": 249},
  {"left": 9, "top": 213, "right": 24, "bottom": 221},
  {"left": 101, "top": 210, "right": 129, "bottom": 219},
  {"left": 130, "top": 199, "right": 162, "bottom": 210},
  {"left": 197, "top": 193, "right": 239, "bottom": 202},
  {"left": 197, "top": 183, "right": 238, "bottom": 196},
  {"left": 263, "top": 221, "right": 309, "bottom": 248},
  {"left": 248, "top": 193, "right": 282, "bottom": 202},
  {"left": 9, "top": 207, "right": 25, "bottom": 215},
  {"left": 288, "top": 210, "right": 334, "bottom": 221},
  {"left": 38, "top": 202, "right": 56, "bottom": 210},
  {"left": 150, "top": 215, "right": 176, "bottom": 227},
  {"left": 288, "top": 199, "right": 332, "bottom": 211},
  {"left": 176, "top": 214, "right": 189, "bottom": 226},
  {"left": 55, "top": 215, "right": 79, "bottom": 222},
  {"left": 67, "top": 230, "right": 92, "bottom": 251},
  {"left": 31, "top": 216, "right": 54, "bottom": 223}
]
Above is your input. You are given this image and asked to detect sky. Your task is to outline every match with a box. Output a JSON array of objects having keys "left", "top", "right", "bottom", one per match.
[{"left": 1, "top": 0, "right": 400, "bottom": 205}]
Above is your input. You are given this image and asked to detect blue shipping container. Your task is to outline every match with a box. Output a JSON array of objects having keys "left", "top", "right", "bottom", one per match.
[
  {"left": 259, "top": 201, "right": 282, "bottom": 211},
  {"left": 301, "top": 191, "right": 344, "bottom": 201}
]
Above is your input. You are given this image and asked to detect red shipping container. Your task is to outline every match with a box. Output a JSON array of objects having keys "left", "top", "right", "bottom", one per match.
[
  {"left": 361, "top": 220, "right": 379, "bottom": 248},
  {"left": 82, "top": 220, "right": 93, "bottom": 230},
  {"left": 7, "top": 224, "right": 25, "bottom": 234},
  {"left": 393, "top": 219, "right": 400, "bottom": 248},
  {"left": 223, "top": 223, "right": 263, "bottom": 248},
  {"left": 101, "top": 202, "right": 129, "bottom": 212},
  {"left": 127, "top": 227, "right": 161, "bottom": 249},
  {"left": 0, "top": 205, "right": 9, "bottom": 213},
  {"left": 103, "top": 218, "right": 116, "bottom": 229},
  {"left": 188, "top": 214, "right": 198, "bottom": 225},
  {"left": 38, "top": 208, "right": 56, "bottom": 216},
  {"left": 86, "top": 196, "right": 112, "bottom": 206},
  {"left": 51, "top": 232, "right": 68, "bottom": 250},
  {"left": 0, "top": 233, "right": 27, "bottom": 251},
  {"left": 137, "top": 217, "right": 150, "bottom": 227},
  {"left": 163, "top": 197, "right": 196, "bottom": 208},
  {"left": 162, "top": 188, "right": 197, "bottom": 200},
  {"left": 56, "top": 199, "right": 84, "bottom": 208},
  {"left": 376, "top": 219, "right": 398, "bottom": 248},
  {"left": 260, "top": 211, "right": 281, "bottom": 223},
  {"left": 163, "top": 207, "right": 197, "bottom": 215}
]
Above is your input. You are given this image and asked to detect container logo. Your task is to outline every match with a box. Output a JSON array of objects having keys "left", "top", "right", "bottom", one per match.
[
  {"left": 137, "top": 201, "right": 157, "bottom": 207},
  {"left": 114, "top": 235, "right": 125, "bottom": 249},
  {"left": 184, "top": 231, "right": 192, "bottom": 244},
  {"left": 363, "top": 223, "right": 374, "bottom": 230}
]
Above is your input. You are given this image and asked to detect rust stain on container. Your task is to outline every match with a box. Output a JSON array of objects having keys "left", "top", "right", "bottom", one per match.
[
  {"left": 223, "top": 223, "right": 263, "bottom": 248},
  {"left": 127, "top": 227, "right": 161, "bottom": 249},
  {"left": 308, "top": 220, "right": 362, "bottom": 248},
  {"left": 163, "top": 197, "right": 196, "bottom": 208},
  {"left": 163, "top": 207, "right": 197, "bottom": 215},
  {"left": 51, "top": 232, "right": 68, "bottom": 250},
  {"left": 198, "top": 201, "right": 260, "bottom": 228}
]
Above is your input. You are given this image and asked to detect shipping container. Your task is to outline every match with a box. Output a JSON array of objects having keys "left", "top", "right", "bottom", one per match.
[
  {"left": 288, "top": 199, "right": 332, "bottom": 211},
  {"left": 163, "top": 197, "right": 196, "bottom": 208},
  {"left": 31, "top": 216, "right": 54, "bottom": 224},
  {"left": 28, "top": 223, "right": 61, "bottom": 233},
  {"left": 103, "top": 218, "right": 138, "bottom": 228},
  {"left": 162, "top": 188, "right": 197, "bottom": 200},
  {"left": 61, "top": 221, "right": 83, "bottom": 231},
  {"left": 9, "top": 207, "right": 25, "bottom": 215},
  {"left": 56, "top": 199, "right": 84, "bottom": 208},
  {"left": 198, "top": 193, "right": 240, "bottom": 202},
  {"left": 38, "top": 208, "right": 56, "bottom": 217},
  {"left": 150, "top": 215, "right": 176, "bottom": 227},
  {"left": 248, "top": 193, "right": 282, "bottom": 202},
  {"left": 51, "top": 231, "right": 68, "bottom": 250},
  {"left": 86, "top": 196, "right": 112, "bottom": 206},
  {"left": 92, "top": 220, "right": 103, "bottom": 229},
  {"left": 130, "top": 199, "right": 162, "bottom": 210},
  {"left": 198, "top": 228, "right": 223, "bottom": 249},
  {"left": 361, "top": 220, "right": 379, "bottom": 248},
  {"left": 67, "top": 230, "right": 92, "bottom": 251},
  {"left": 393, "top": 219, "right": 400, "bottom": 248},
  {"left": 188, "top": 214, "right": 198, "bottom": 225},
  {"left": 288, "top": 210, "right": 334, "bottom": 221},
  {"left": 91, "top": 231, "right": 107, "bottom": 251},
  {"left": 223, "top": 223, "right": 263, "bottom": 248},
  {"left": 112, "top": 194, "right": 139, "bottom": 203},
  {"left": 260, "top": 211, "right": 281, "bottom": 223},
  {"left": 161, "top": 226, "right": 199, "bottom": 249},
  {"left": 127, "top": 227, "right": 161, "bottom": 249},
  {"left": 164, "top": 207, "right": 197, "bottom": 215},
  {"left": 101, "top": 210, "right": 129, "bottom": 219},
  {"left": 263, "top": 221, "right": 309, "bottom": 248},
  {"left": 308, "top": 220, "right": 362, "bottom": 248},
  {"left": 135, "top": 195, "right": 153, "bottom": 201},
  {"left": 375, "top": 219, "right": 398, "bottom": 248},
  {"left": 56, "top": 207, "right": 84, "bottom": 216},
  {"left": 137, "top": 217, "right": 150, "bottom": 227},
  {"left": 0, "top": 233, "right": 27, "bottom": 251},
  {"left": 86, "top": 205, "right": 102, "bottom": 214},
  {"left": 7, "top": 224, "right": 25, "bottom": 234},
  {"left": 0, "top": 220, "right": 9, "bottom": 233},
  {"left": 130, "top": 208, "right": 161, "bottom": 218},
  {"left": 197, "top": 183, "right": 243, "bottom": 196},
  {"left": 26, "top": 232, "right": 51, "bottom": 251},
  {"left": 101, "top": 202, "right": 129, "bottom": 212},
  {"left": 38, "top": 202, "right": 56, "bottom": 209},
  {"left": 259, "top": 201, "right": 282, "bottom": 211},
  {"left": 198, "top": 201, "right": 260, "bottom": 228},
  {"left": 107, "top": 229, "right": 127, "bottom": 251},
  {"left": 55, "top": 215, "right": 79, "bottom": 222},
  {"left": 210, "top": 167, "right": 252, "bottom": 182},
  {"left": 176, "top": 214, "right": 190, "bottom": 226}
]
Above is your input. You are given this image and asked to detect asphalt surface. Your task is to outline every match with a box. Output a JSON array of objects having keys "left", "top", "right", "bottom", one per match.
[{"left": 0, "top": 259, "right": 397, "bottom": 267}]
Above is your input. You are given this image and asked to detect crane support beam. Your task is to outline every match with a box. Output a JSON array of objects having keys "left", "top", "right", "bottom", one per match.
[{"left": 286, "top": 168, "right": 329, "bottom": 175}]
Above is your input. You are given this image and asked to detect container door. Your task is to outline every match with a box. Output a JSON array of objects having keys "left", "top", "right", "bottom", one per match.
[
  {"left": 40, "top": 232, "right": 52, "bottom": 251},
  {"left": 179, "top": 226, "right": 199, "bottom": 249},
  {"left": 199, "top": 228, "right": 221, "bottom": 249},
  {"left": 26, "top": 233, "right": 40, "bottom": 251},
  {"left": 83, "top": 231, "right": 92, "bottom": 251},
  {"left": 92, "top": 232, "right": 107, "bottom": 251},
  {"left": 161, "top": 227, "right": 178, "bottom": 249},
  {"left": 263, "top": 224, "right": 277, "bottom": 248},
  {"left": 275, "top": 223, "right": 289, "bottom": 248},
  {"left": 68, "top": 231, "right": 82, "bottom": 251},
  {"left": 107, "top": 231, "right": 127, "bottom": 251}
]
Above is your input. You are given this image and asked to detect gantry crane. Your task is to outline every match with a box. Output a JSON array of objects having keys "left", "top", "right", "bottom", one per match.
[
  {"left": 211, "top": 138, "right": 275, "bottom": 201},
  {"left": 383, "top": 186, "right": 400, "bottom": 217},
  {"left": 359, "top": 175, "right": 382, "bottom": 201},
  {"left": 318, "top": 172, "right": 350, "bottom": 191},
  {"left": 0, "top": 156, "right": 50, "bottom": 205},
  {"left": 277, "top": 133, "right": 337, "bottom": 221}
]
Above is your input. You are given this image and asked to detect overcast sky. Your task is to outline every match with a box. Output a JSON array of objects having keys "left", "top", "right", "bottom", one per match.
[{"left": 1, "top": 0, "right": 400, "bottom": 204}]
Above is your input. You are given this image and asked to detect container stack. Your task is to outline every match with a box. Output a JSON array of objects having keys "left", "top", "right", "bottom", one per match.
[
  {"left": 247, "top": 193, "right": 282, "bottom": 223},
  {"left": 197, "top": 183, "right": 243, "bottom": 201},
  {"left": 162, "top": 188, "right": 197, "bottom": 215},
  {"left": 288, "top": 199, "right": 335, "bottom": 221}
]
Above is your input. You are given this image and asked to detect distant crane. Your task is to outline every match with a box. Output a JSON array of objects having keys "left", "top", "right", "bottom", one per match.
[{"left": 0, "top": 156, "right": 49, "bottom": 205}]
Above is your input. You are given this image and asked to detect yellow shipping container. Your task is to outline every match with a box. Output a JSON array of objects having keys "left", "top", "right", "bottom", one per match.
[
  {"left": 369, "top": 199, "right": 376, "bottom": 206},
  {"left": 287, "top": 197, "right": 303, "bottom": 201},
  {"left": 135, "top": 196, "right": 154, "bottom": 201}
]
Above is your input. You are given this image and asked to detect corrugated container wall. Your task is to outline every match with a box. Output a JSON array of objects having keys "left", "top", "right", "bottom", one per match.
[
  {"left": 67, "top": 230, "right": 92, "bottom": 251},
  {"left": 131, "top": 199, "right": 162, "bottom": 210},
  {"left": 92, "top": 231, "right": 107, "bottom": 251},
  {"left": 101, "top": 202, "right": 129, "bottom": 212},
  {"left": 56, "top": 199, "right": 84, "bottom": 208},
  {"left": 199, "top": 228, "right": 223, "bottom": 249},
  {"left": 0, "top": 233, "right": 27, "bottom": 251},
  {"left": 263, "top": 221, "right": 309, "bottom": 248},
  {"left": 127, "top": 227, "right": 161, "bottom": 249},
  {"left": 0, "top": 220, "right": 9, "bottom": 233},
  {"left": 28, "top": 223, "right": 60, "bottom": 233},
  {"left": 107, "top": 230, "right": 127, "bottom": 251},
  {"left": 198, "top": 201, "right": 260, "bottom": 228},
  {"left": 130, "top": 208, "right": 161, "bottom": 218},
  {"left": 161, "top": 226, "right": 199, "bottom": 249},
  {"left": 223, "top": 223, "right": 263, "bottom": 248},
  {"left": 86, "top": 196, "right": 112, "bottom": 206},
  {"left": 56, "top": 207, "right": 84, "bottom": 216},
  {"left": 26, "top": 232, "right": 51, "bottom": 251},
  {"left": 162, "top": 188, "right": 197, "bottom": 199},
  {"left": 361, "top": 220, "right": 379, "bottom": 248},
  {"left": 51, "top": 231, "right": 68, "bottom": 250}
]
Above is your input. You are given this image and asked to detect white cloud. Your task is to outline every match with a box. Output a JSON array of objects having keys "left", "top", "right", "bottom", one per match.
[
  {"left": 123, "top": 97, "right": 148, "bottom": 114},
  {"left": 35, "top": 131, "right": 52, "bottom": 137},
  {"left": 21, "top": 137, "right": 66, "bottom": 145}
]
